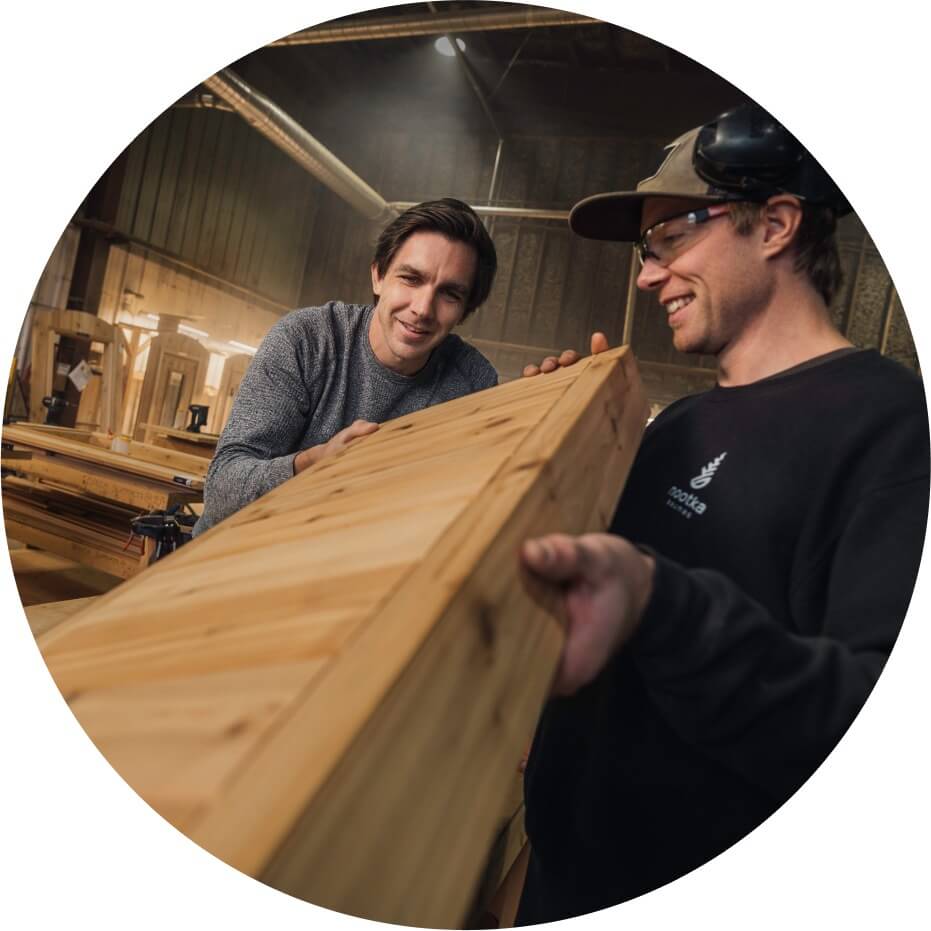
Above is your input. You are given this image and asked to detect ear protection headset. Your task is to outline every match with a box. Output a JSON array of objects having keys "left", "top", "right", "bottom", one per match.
[{"left": 693, "top": 103, "right": 851, "bottom": 215}]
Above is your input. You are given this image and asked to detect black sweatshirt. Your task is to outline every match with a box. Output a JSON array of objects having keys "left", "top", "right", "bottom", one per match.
[{"left": 518, "top": 349, "right": 930, "bottom": 923}]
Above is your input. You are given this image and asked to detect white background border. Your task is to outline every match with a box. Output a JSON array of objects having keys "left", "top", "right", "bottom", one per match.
[{"left": 2, "top": 2, "right": 927, "bottom": 928}]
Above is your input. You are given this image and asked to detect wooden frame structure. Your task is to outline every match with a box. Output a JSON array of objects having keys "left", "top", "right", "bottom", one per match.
[
  {"left": 28, "top": 308, "right": 125, "bottom": 433},
  {"left": 35, "top": 347, "right": 648, "bottom": 927},
  {"left": 133, "top": 331, "right": 209, "bottom": 443},
  {"left": 138, "top": 423, "right": 219, "bottom": 460},
  {"left": 213, "top": 352, "right": 252, "bottom": 433}
]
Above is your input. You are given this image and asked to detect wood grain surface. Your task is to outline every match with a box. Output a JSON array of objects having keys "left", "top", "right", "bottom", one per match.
[
  {"left": 3, "top": 424, "right": 205, "bottom": 489},
  {"left": 35, "top": 347, "right": 648, "bottom": 927}
]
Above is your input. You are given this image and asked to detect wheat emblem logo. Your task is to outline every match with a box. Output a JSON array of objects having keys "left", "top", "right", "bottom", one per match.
[{"left": 690, "top": 452, "right": 727, "bottom": 490}]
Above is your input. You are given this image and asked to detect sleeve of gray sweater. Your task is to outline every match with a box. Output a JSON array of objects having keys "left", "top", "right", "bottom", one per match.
[
  {"left": 195, "top": 315, "right": 316, "bottom": 534},
  {"left": 194, "top": 303, "right": 498, "bottom": 536}
]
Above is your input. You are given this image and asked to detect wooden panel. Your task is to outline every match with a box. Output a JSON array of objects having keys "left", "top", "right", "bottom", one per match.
[
  {"left": 85, "top": 431, "right": 209, "bottom": 477},
  {"left": 25, "top": 596, "right": 102, "bottom": 639},
  {"left": 27, "top": 313, "right": 55, "bottom": 423},
  {"left": 213, "top": 354, "right": 254, "bottom": 434},
  {"left": 37, "top": 347, "right": 648, "bottom": 927},
  {"left": 3, "top": 455, "right": 198, "bottom": 512},
  {"left": 27, "top": 309, "right": 124, "bottom": 433},
  {"left": 132, "top": 333, "right": 208, "bottom": 443},
  {"left": 2, "top": 424, "right": 205, "bottom": 489}
]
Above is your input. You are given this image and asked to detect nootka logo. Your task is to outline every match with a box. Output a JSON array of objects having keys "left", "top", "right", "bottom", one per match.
[
  {"left": 690, "top": 452, "right": 727, "bottom": 490},
  {"left": 665, "top": 452, "right": 727, "bottom": 520},
  {"left": 666, "top": 486, "right": 707, "bottom": 517}
]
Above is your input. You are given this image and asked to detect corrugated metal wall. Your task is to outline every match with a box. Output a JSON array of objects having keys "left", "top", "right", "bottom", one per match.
[
  {"left": 114, "top": 106, "right": 319, "bottom": 312},
  {"left": 108, "top": 104, "right": 917, "bottom": 401}
]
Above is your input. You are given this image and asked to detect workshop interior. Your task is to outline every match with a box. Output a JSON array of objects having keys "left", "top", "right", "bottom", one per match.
[{"left": 1, "top": 4, "right": 918, "bottom": 929}]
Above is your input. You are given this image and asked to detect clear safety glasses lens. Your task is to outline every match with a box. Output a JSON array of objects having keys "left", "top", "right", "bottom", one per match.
[{"left": 636, "top": 204, "right": 732, "bottom": 266}]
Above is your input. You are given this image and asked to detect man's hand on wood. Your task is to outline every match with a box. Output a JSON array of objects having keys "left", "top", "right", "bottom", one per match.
[
  {"left": 520, "top": 532, "right": 655, "bottom": 696},
  {"left": 293, "top": 420, "right": 380, "bottom": 475},
  {"left": 521, "top": 332, "right": 610, "bottom": 377}
]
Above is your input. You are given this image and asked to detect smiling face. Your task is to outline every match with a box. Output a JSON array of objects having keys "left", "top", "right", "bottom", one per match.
[
  {"left": 635, "top": 197, "right": 773, "bottom": 358},
  {"left": 368, "top": 230, "right": 477, "bottom": 376}
]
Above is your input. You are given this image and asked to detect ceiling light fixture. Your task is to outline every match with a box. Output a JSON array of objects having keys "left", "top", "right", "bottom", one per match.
[{"left": 434, "top": 36, "right": 465, "bottom": 57}]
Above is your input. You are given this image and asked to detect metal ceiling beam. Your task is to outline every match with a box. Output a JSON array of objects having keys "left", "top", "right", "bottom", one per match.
[{"left": 270, "top": 8, "right": 599, "bottom": 46}]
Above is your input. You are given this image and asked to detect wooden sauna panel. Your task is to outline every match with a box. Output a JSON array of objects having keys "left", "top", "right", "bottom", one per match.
[{"left": 37, "top": 346, "right": 649, "bottom": 927}]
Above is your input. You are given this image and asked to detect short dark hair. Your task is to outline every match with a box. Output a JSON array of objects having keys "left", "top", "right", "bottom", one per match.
[
  {"left": 372, "top": 198, "right": 497, "bottom": 318},
  {"left": 729, "top": 201, "right": 843, "bottom": 306}
]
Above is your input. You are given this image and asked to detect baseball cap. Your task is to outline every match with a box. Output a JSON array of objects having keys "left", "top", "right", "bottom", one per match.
[
  {"left": 569, "top": 126, "right": 732, "bottom": 242},
  {"left": 570, "top": 103, "right": 850, "bottom": 242}
]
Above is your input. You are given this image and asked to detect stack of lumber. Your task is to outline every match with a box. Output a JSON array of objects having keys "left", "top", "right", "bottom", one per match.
[
  {"left": 36, "top": 347, "right": 648, "bottom": 927},
  {"left": 2, "top": 423, "right": 207, "bottom": 579}
]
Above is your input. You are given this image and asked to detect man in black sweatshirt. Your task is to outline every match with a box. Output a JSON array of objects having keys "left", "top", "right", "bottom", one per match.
[{"left": 516, "top": 104, "right": 930, "bottom": 922}]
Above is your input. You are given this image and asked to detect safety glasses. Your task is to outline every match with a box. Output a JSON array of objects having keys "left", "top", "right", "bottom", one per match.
[{"left": 635, "top": 203, "right": 733, "bottom": 267}]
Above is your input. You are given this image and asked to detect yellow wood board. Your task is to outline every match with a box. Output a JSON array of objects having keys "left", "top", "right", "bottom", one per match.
[
  {"left": 85, "top": 432, "right": 210, "bottom": 478},
  {"left": 139, "top": 423, "right": 220, "bottom": 444},
  {"left": 149, "top": 433, "right": 217, "bottom": 460},
  {"left": 25, "top": 595, "right": 102, "bottom": 638},
  {"left": 36, "top": 347, "right": 648, "bottom": 927},
  {"left": 3, "top": 424, "right": 205, "bottom": 489},
  {"left": 2, "top": 455, "right": 200, "bottom": 512}
]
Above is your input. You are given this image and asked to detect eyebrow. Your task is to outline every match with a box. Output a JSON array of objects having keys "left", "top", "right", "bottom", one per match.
[{"left": 394, "top": 263, "right": 470, "bottom": 296}]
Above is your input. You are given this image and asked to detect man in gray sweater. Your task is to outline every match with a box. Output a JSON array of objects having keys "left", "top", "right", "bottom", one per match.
[{"left": 194, "top": 198, "right": 498, "bottom": 536}]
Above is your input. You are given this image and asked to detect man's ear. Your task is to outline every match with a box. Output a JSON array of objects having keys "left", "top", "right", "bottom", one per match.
[
  {"left": 760, "top": 195, "right": 803, "bottom": 260},
  {"left": 370, "top": 262, "right": 382, "bottom": 298}
]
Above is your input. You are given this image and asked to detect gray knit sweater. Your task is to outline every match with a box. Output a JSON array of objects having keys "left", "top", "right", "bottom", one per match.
[{"left": 193, "top": 302, "right": 498, "bottom": 535}]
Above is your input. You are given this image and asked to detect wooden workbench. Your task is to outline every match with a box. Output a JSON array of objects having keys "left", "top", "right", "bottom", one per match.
[{"left": 2, "top": 424, "right": 205, "bottom": 578}]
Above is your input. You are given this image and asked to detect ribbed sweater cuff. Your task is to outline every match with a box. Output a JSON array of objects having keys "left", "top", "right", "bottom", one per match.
[{"left": 630, "top": 551, "right": 707, "bottom": 660}]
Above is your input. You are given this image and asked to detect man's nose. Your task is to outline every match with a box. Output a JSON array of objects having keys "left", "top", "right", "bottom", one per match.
[
  {"left": 636, "top": 257, "right": 669, "bottom": 292},
  {"left": 410, "top": 287, "right": 437, "bottom": 318}
]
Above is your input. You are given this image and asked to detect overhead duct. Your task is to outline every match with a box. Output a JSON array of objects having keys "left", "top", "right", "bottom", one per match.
[
  {"left": 390, "top": 202, "right": 569, "bottom": 222},
  {"left": 203, "top": 68, "right": 397, "bottom": 225},
  {"left": 271, "top": 8, "right": 598, "bottom": 45}
]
